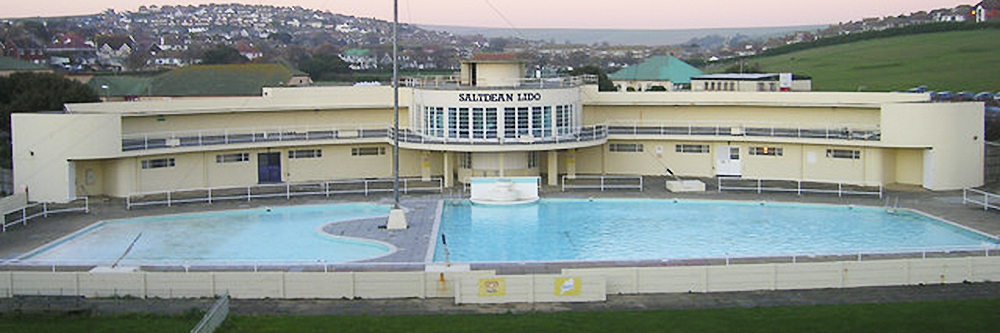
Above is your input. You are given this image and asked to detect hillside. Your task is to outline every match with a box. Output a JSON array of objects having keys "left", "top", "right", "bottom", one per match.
[{"left": 743, "top": 30, "right": 1000, "bottom": 92}]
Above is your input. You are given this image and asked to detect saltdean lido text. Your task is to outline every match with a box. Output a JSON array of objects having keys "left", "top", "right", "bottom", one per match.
[{"left": 458, "top": 92, "right": 542, "bottom": 102}]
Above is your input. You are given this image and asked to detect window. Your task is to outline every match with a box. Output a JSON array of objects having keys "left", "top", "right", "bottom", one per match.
[
  {"left": 749, "top": 146, "right": 783, "bottom": 156},
  {"left": 351, "top": 147, "right": 384, "bottom": 156},
  {"left": 290, "top": 149, "right": 322, "bottom": 159},
  {"left": 610, "top": 143, "right": 644, "bottom": 153},
  {"left": 458, "top": 152, "right": 472, "bottom": 169},
  {"left": 216, "top": 153, "right": 249, "bottom": 163},
  {"left": 675, "top": 144, "right": 710, "bottom": 154},
  {"left": 528, "top": 151, "right": 538, "bottom": 169},
  {"left": 826, "top": 149, "right": 861, "bottom": 159},
  {"left": 504, "top": 107, "right": 517, "bottom": 139},
  {"left": 141, "top": 158, "right": 175, "bottom": 169}
]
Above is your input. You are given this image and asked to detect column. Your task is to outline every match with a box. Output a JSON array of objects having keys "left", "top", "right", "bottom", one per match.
[
  {"left": 498, "top": 153, "right": 505, "bottom": 177},
  {"left": 421, "top": 151, "right": 431, "bottom": 181},
  {"left": 567, "top": 149, "right": 577, "bottom": 179},
  {"left": 547, "top": 150, "right": 559, "bottom": 186},
  {"left": 443, "top": 152, "right": 453, "bottom": 188}
]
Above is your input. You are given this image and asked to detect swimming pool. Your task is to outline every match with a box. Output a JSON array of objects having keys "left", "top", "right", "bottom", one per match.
[
  {"left": 21, "top": 204, "right": 393, "bottom": 265},
  {"left": 433, "top": 199, "right": 999, "bottom": 263}
]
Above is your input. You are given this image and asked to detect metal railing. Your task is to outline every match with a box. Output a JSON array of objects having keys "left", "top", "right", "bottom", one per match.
[
  {"left": 121, "top": 123, "right": 390, "bottom": 152},
  {"left": 402, "top": 74, "right": 598, "bottom": 90},
  {"left": 562, "top": 175, "right": 643, "bottom": 191},
  {"left": 126, "top": 178, "right": 444, "bottom": 209},
  {"left": 392, "top": 125, "right": 608, "bottom": 146},
  {"left": 963, "top": 188, "right": 1000, "bottom": 211},
  {"left": 607, "top": 120, "right": 881, "bottom": 141},
  {"left": 718, "top": 178, "right": 883, "bottom": 198},
  {"left": 191, "top": 292, "right": 229, "bottom": 333},
  {"left": 2, "top": 197, "right": 89, "bottom": 232}
]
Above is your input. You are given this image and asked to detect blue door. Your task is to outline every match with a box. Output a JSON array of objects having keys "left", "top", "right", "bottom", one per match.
[{"left": 258, "top": 153, "right": 282, "bottom": 183}]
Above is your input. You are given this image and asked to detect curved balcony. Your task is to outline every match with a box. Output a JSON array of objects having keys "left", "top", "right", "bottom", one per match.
[
  {"left": 390, "top": 125, "right": 608, "bottom": 151},
  {"left": 402, "top": 75, "right": 597, "bottom": 90},
  {"left": 607, "top": 120, "right": 881, "bottom": 141}
]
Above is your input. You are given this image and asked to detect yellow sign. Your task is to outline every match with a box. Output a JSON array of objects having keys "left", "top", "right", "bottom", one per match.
[
  {"left": 554, "top": 277, "right": 582, "bottom": 296},
  {"left": 478, "top": 278, "right": 506, "bottom": 297}
]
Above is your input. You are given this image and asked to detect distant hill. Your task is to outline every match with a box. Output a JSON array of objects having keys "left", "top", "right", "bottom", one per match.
[
  {"left": 743, "top": 29, "right": 1000, "bottom": 92},
  {"left": 418, "top": 25, "right": 824, "bottom": 46}
]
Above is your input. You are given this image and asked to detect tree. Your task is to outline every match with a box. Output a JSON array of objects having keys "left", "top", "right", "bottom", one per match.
[
  {"left": 569, "top": 66, "right": 617, "bottom": 92},
  {"left": 297, "top": 53, "right": 351, "bottom": 81},
  {"left": 201, "top": 45, "right": 245, "bottom": 65}
]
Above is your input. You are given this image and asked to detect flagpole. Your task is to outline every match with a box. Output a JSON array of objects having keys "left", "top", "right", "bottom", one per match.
[{"left": 387, "top": 0, "right": 407, "bottom": 229}]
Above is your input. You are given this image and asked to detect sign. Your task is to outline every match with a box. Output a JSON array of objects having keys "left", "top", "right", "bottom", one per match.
[
  {"left": 458, "top": 92, "right": 542, "bottom": 103},
  {"left": 478, "top": 278, "right": 506, "bottom": 297},
  {"left": 554, "top": 277, "right": 581, "bottom": 296}
]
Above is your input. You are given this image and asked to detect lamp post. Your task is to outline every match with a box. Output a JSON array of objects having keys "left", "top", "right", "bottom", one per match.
[
  {"left": 386, "top": 0, "right": 407, "bottom": 229},
  {"left": 101, "top": 84, "right": 110, "bottom": 102}
]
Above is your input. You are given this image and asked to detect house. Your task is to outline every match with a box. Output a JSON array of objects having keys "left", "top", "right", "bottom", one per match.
[
  {"left": 0, "top": 56, "right": 53, "bottom": 77},
  {"left": 2, "top": 39, "right": 47, "bottom": 65},
  {"left": 94, "top": 35, "right": 136, "bottom": 71},
  {"left": 691, "top": 73, "right": 812, "bottom": 92},
  {"left": 235, "top": 42, "right": 263, "bottom": 60},
  {"left": 608, "top": 55, "right": 704, "bottom": 91},
  {"left": 340, "top": 49, "right": 378, "bottom": 70},
  {"left": 975, "top": 0, "right": 1000, "bottom": 22}
]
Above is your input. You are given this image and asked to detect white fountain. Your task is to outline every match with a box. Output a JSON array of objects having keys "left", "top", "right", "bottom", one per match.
[{"left": 469, "top": 177, "right": 540, "bottom": 205}]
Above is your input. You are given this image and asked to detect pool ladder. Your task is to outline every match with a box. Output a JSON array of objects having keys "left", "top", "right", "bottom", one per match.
[{"left": 884, "top": 196, "right": 900, "bottom": 214}]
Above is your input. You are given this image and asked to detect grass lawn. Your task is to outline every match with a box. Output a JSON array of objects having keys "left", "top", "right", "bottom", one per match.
[
  {"left": 217, "top": 298, "right": 1000, "bottom": 333},
  {"left": 0, "top": 312, "right": 201, "bottom": 333},
  {"left": 742, "top": 30, "right": 1000, "bottom": 92}
]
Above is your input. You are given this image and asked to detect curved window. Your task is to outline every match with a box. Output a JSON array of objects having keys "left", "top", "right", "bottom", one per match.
[{"left": 422, "top": 104, "right": 575, "bottom": 140}]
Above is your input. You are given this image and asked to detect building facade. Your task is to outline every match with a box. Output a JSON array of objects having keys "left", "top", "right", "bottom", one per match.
[{"left": 12, "top": 57, "right": 985, "bottom": 202}]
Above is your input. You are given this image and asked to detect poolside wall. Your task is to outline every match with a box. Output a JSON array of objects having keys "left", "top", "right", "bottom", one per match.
[{"left": 3, "top": 256, "right": 999, "bottom": 301}]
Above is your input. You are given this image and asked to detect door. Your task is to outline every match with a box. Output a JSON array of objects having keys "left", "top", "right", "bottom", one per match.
[
  {"left": 258, "top": 153, "right": 282, "bottom": 183},
  {"left": 716, "top": 146, "right": 742, "bottom": 177}
]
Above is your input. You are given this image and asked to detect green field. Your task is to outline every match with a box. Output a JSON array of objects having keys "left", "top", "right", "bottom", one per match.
[
  {"left": 2, "top": 298, "right": 998, "bottom": 332},
  {"left": 743, "top": 30, "right": 1000, "bottom": 92}
]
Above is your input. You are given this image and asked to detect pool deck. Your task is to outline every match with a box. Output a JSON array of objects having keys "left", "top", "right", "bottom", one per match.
[{"left": 1, "top": 176, "right": 998, "bottom": 271}]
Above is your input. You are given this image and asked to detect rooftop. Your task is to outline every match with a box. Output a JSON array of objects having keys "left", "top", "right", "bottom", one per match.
[
  {"left": 608, "top": 56, "right": 704, "bottom": 84},
  {"left": 0, "top": 57, "right": 49, "bottom": 71}
]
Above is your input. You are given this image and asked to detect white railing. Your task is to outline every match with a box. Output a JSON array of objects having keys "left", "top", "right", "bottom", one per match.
[
  {"left": 562, "top": 175, "right": 643, "bottom": 191},
  {"left": 122, "top": 123, "right": 390, "bottom": 151},
  {"left": 2, "top": 197, "right": 89, "bottom": 232},
  {"left": 392, "top": 125, "right": 608, "bottom": 146},
  {"left": 607, "top": 119, "right": 881, "bottom": 141},
  {"left": 126, "top": 178, "right": 444, "bottom": 209},
  {"left": 963, "top": 188, "right": 1000, "bottom": 211},
  {"left": 718, "top": 178, "right": 883, "bottom": 198},
  {"left": 191, "top": 292, "right": 230, "bottom": 333},
  {"left": 402, "top": 74, "right": 597, "bottom": 90}
]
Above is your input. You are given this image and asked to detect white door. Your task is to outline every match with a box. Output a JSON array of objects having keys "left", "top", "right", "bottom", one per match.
[
  {"left": 922, "top": 149, "right": 935, "bottom": 190},
  {"left": 716, "top": 146, "right": 742, "bottom": 177}
]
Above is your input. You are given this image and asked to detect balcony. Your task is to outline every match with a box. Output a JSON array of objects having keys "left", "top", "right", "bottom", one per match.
[
  {"left": 402, "top": 75, "right": 597, "bottom": 90},
  {"left": 607, "top": 120, "right": 881, "bottom": 141}
]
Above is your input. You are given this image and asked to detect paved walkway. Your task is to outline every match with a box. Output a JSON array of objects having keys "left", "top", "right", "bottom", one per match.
[{"left": 2, "top": 282, "right": 998, "bottom": 315}]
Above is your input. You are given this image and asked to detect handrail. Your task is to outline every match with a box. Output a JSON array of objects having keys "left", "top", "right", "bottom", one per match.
[
  {"left": 126, "top": 178, "right": 444, "bottom": 209},
  {"left": 2, "top": 197, "right": 89, "bottom": 232},
  {"left": 562, "top": 174, "right": 643, "bottom": 192},
  {"left": 606, "top": 119, "right": 881, "bottom": 141},
  {"left": 718, "top": 178, "right": 882, "bottom": 198},
  {"left": 391, "top": 125, "right": 608, "bottom": 146},
  {"left": 122, "top": 123, "right": 390, "bottom": 151},
  {"left": 402, "top": 74, "right": 597, "bottom": 90},
  {"left": 963, "top": 188, "right": 1000, "bottom": 211}
]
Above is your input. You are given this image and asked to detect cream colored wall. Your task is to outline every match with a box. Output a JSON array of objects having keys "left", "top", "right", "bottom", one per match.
[
  {"left": 893, "top": 149, "right": 925, "bottom": 186},
  {"left": 743, "top": 144, "right": 803, "bottom": 180},
  {"left": 881, "top": 103, "right": 983, "bottom": 190},
  {"left": 584, "top": 90, "right": 929, "bottom": 107},
  {"left": 122, "top": 108, "right": 399, "bottom": 134},
  {"left": 800, "top": 146, "right": 867, "bottom": 184},
  {"left": 137, "top": 153, "right": 207, "bottom": 192},
  {"left": 574, "top": 146, "right": 604, "bottom": 174},
  {"left": 73, "top": 160, "right": 105, "bottom": 197},
  {"left": 584, "top": 105, "right": 879, "bottom": 127},
  {"left": 474, "top": 62, "right": 525, "bottom": 87},
  {"left": 102, "top": 158, "right": 136, "bottom": 198},
  {"left": 12, "top": 114, "right": 122, "bottom": 202},
  {"left": 206, "top": 150, "right": 257, "bottom": 187}
]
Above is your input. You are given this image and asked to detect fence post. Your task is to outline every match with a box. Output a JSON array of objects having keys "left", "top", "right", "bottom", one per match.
[
  {"left": 601, "top": 176, "right": 605, "bottom": 192},
  {"left": 404, "top": 179, "right": 409, "bottom": 194},
  {"left": 838, "top": 183, "right": 843, "bottom": 198},
  {"left": 167, "top": 191, "right": 172, "bottom": 207},
  {"left": 126, "top": 196, "right": 131, "bottom": 210},
  {"left": 85, "top": 197, "right": 89, "bottom": 213},
  {"left": 986, "top": 193, "right": 990, "bottom": 211},
  {"left": 248, "top": 187, "right": 252, "bottom": 202},
  {"left": 22, "top": 207, "right": 27, "bottom": 225},
  {"left": 286, "top": 183, "right": 291, "bottom": 200},
  {"left": 757, "top": 179, "right": 762, "bottom": 194},
  {"left": 797, "top": 180, "right": 802, "bottom": 196},
  {"left": 962, "top": 188, "right": 967, "bottom": 205},
  {"left": 43, "top": 202, "right": 48, "bottom": 218},
  {"left": 208, "top": 188, "right": 213, "bottom": 204}
]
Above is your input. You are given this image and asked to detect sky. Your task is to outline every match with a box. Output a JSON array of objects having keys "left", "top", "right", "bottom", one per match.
[{"left": 2, "top": 0, "right": 976, "bottom": 29}]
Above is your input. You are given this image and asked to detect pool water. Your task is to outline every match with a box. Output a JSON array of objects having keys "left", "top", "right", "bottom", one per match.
[
  {"left": 23, "top": 204, "right": 393, "bottom": 265},
  {"left": 433, "top": 199, "right": 998, "bottom": 262}
]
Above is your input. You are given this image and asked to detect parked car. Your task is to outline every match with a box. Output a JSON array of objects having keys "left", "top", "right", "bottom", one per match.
[
  {"left": 956, "top": 91, "right": 975, "bottom": 101},
  {"left": 907, "top": 85, "right": 928, "bottom": 93},
  {"left": 932, "top": 91, "right": 953, "bottom": 101},
  {"left": 975, "top": 92, "right": 994, "bottom": 101}
]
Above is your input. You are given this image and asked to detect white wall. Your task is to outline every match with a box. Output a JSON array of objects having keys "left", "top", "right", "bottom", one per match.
[{"left": 881, "top": 102, "right": 984, "bottom": 190}]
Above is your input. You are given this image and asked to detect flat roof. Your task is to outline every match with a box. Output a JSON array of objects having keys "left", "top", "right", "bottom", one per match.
[{"left": 693, "top": 73, "right": 812, "bottom": 81}]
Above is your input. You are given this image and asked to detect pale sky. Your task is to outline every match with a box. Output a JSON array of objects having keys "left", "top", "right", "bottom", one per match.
[{"left": 2, "top": 0, "right": 976, "bottom": 29}]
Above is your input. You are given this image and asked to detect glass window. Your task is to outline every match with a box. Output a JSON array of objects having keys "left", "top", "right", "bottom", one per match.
[
  {"left": 216, "top": 153, "right": 249, "bottom": 163},
  {"left": 749, "top": 146, "right": 783, "bottom": 156},
  {"left": 730, "top": 147, "right": 740, "bottom": 160},
  {"left": 531, "top": 106, "right": 543, "bottom": 137},
  {"left": 447, "top": 108, "right": 459, "bottom": 138},
  {"left": 543, "top": 106, "right": 553, "bottom": 137},
  {"left": 675, "top": 144, "right": 710, "bottom": 154},
  {"left": 472, "top": 108, "right": 485, "bottom": 139},
  {"left": 351, "top": 147, "right": 385, "bottom": 156},
  {"left": 517, "top": 107, "right": 529, "bottom": 136},
  {"left": 141, "top": 158, "right": 175, "bottom": 169},
  {"left": 290, "top": 149, "right": 322, "bottom": 159},
  {"left": 504, "top": 107, "right": 516, "bottom": 139},
  {"left": 486, "top": 108, "right": 498, "bottom": 139},
  {"left": 610, "top": 143, "right": 644, "bottom": 153},
  {"left": 458, "top": 107, "right": 470, "bottom": 139},
  {"left": 528, "top": 151, "right": 538, "bottom": 168},
  {"left": 458, "top": 152, "right": 472, "bottom": 169},
  {"left": 826, "top": 149, "right": 861, "bottom": 159}
]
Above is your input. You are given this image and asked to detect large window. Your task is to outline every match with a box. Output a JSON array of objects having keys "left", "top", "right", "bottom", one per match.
[
  {"left": 216, "top": 153, "right": 249, "bottom": 163},
  {"left": 290, "top": 149, "right": 322, "bottom": 159},
  {"left": 826, "top": 149, "right": 861, "bottom": 159},
  {"left": 749, "top": 146, "right": 783, "bottom": 156},
  {"left": 458, "top": 152, "right": 472, "bottom": 169},
  {"left": 675, "top": 144, "right": 710, "bottom": 154},
  {"left": 351, "top": 147, "right": 385, "bottom": 156},
  {"left": 610, "top": 143, "right": 644, "bottom": 153},
  {"left": 423, "top": 104, "right": 572, "bottom": 139},
  {"left": 504, "top": 107, "right": 517, "bottom": 139},
  {"left": 141, "top": 158, "right": 175, "bottom": 169}
]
